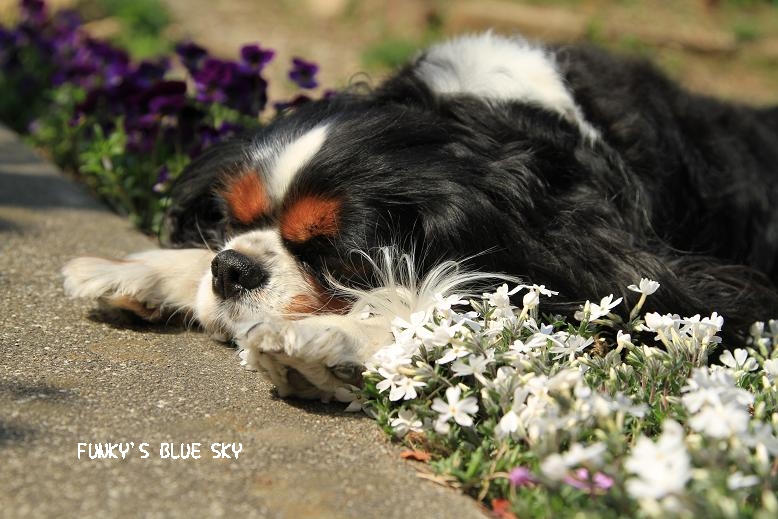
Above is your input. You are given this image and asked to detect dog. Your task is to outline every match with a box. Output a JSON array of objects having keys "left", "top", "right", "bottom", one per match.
[{"left": 63, "top": 33, "right": 778, "bottom": 400}]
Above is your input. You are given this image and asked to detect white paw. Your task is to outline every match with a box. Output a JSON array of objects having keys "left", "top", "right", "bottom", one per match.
[
  {"left": 236, "top": 318, "right": 366, "bottom": 400},
  {"left": 62, "top": 257, "right": 131, "bottom": 299},
  {"left": 62, "top": 256, "right": 164, "bottom": 320},
  {"left": 62, "top": 248, "right": 211, "bottom": 323}
]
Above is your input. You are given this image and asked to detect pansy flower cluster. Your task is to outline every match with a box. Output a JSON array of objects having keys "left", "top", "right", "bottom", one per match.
[
  {"left": 0, "top": 0, "right": 324, "bottom": 233},
  {"left": 357, "top": 279, "right": 778, "bottom": 518}
]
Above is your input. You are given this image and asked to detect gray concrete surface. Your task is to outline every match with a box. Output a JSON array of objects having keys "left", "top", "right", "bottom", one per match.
[{"left": 0, "top": 125, "right": 486, "bottom": 519}]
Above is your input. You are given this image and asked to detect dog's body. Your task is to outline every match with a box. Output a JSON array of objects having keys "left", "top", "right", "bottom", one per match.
[{"left": 64, "top": 33, "right": 778, "bottom": 399}]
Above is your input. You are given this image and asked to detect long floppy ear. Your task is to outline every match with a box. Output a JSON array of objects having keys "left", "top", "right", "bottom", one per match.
[{"left": 162, "top": 137, "right": 253, "bottom": 248}]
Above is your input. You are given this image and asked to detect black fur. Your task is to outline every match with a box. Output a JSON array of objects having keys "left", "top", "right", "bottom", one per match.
[{"left": 165, "top": 41, "right": 778, "bottom": 344}]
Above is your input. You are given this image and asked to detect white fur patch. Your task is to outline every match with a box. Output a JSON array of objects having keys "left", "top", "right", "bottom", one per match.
[
  {"left": 266, "top": 125, "right": 329, "bottom": 200},
  {"left": 414, "top": 33, "right": 599, "bottom": 141}
]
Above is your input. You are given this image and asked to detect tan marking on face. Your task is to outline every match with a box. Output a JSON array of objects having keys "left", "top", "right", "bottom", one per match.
[
  {"left": 221, "top": 171, "right": 271, "bottom": 224},
  {"left": 279, "top": 195, "right": 341, "bottom": 243},
  {"left": 282, "top": 275, "right": 351, "bottom": 317}
]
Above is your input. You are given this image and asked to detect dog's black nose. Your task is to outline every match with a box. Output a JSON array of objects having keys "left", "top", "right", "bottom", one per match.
[{"left": 211, "top": 250, "right": 267, "bottom": 299}]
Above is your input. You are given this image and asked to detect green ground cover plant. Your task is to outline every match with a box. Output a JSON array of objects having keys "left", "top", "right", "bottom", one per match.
[{"left": 345, "top": 279, "right": 778, "bottom": 518}]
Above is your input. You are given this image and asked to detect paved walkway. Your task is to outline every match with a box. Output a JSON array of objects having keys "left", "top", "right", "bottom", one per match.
[{"left": 0, "top": 125, "right": 485, "bottom": 518}]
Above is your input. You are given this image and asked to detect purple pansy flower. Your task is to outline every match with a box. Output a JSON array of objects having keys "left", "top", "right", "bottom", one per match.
[
  {"left": 20, "top": 0, "right": 47, "bottom": 27},
  {"left": 240, "top": 43, "right": 274, "bottom": 72},
  {"left": 193, "top": 58, "right": 235, "bottom": 103},
  {"left": 288, "top": 57, "right": 319, "bottom": 89},
  {"left": 175, "top": 41, "right": 208, "bottom": 75}
]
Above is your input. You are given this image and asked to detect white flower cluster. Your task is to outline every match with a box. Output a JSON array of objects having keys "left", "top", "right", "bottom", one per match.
[{"left": 362, "top": 278, "right": 778, "bottom": 517}]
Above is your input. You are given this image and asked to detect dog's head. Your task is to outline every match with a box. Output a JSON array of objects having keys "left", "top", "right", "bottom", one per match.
[{"left": 169, "top": 99, "right": 497, "bottom": 333}]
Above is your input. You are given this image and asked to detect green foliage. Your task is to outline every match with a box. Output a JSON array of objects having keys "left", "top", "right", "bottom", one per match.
[
  {"left": 733, "top": 21, "right": 761, "bottom": 42},
  {"left": 0, "top": 43, "right": 56, "bottom": 132},
  {"left": 85, "top": 0, "right": 173, "bottom": 57},
  {"left": 361, "top": 38, "right": 420, "bottom": 70}
]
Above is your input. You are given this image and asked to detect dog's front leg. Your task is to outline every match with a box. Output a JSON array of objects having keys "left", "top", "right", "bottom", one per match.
[
  {"left": 62, "top": 248, "right": 215, "bottom": 323},
  {"left": 237, "top": 314, "right": 391, "bottom": 401}
]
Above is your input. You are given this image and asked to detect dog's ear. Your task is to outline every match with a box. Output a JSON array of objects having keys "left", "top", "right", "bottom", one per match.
[
  {"left": 367, "top": 59, "right": 440, "bottom": 112},
  {"left": 162, "top": 138, "right": 252, "bottom": 248}
]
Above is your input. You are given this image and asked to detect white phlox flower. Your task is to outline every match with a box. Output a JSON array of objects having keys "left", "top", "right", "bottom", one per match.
[
  {"left": 625, "top": 420, "right": 691, "bottom": 501},
  {"left": 681, "top": 368, "right": 753, "bottom": 414},
  {"left": 481, "top": 366, "right": 519, "bottom": 410},
  {"left": 642, "top": 312, "right": 680, "bottom": 335},
  {"left": 391, "top": 375, "right": 427, "bottom": 401},
  {"left": 627, "top": 278, "right": 660, "bottom": 295},
  {"left": 436, "top": 341, "right": 472, "bottom": 365},
  {"left": 509, "top": 338, "right": 532, "bottom": 355},
  {"left": 681, "top": 367, "right": 754, "bottom": 439},
  {"left": 519, "top": 284, "right": 559, "bottom": 297},
  {"left": 391, "top": 311, "right": 431, "bottom": 342},
  {"left": 573, "top": 383, "right": 618, "bottom": 419},
  {"left": 452, "top": 349, "right": 495, "bottom": 383},
  {"left": 524, "top": 320, "right": 570, "bottom": 350},
  {"left": 753, "top": 318, "right": 778, "bottom": 345},
  {"left": 688, "top": 399, "right": 750, "bottom": 439},
  {"left": 519, "top": 393, "right": 560, "bottom": 443},
  {"left": 417, "top": 318, "right": 464, "bottom": 349},
  {"left": 510, "top": 371, "right": 579, "bottom": 442},
  {"left": 609, "top": 392, "right": 647, "bottom": 418},
  {"left": 616, "top": 330, "right": 633, "bottom": 350},
  {"left": 334, "top": 385, "right": 367, "bottom": 412},
  {"left": 763, "top": 358, "right": 778, "bottom": 383},
  {"left": 522, "top": 289, "right": 540, "bottom": 310},
  {"left": 742, "top": 422, "right": 778, "bottom": 456},
  {"left": 680, "top": 313, "right": 724, "bottom": 346},
  {"left": 540, "top": 442, "right": 607, "bottom": 481},
  {"left": 368, "top": 344, "right": 413, "bottom": 375},
  {"left": 576, "top": 294, "right": 623, "bottom": 322},
  {"left": 431, "top": 386, "right": 479, "bottom": 433},
  {"left": 544, "top": 368, "right": 583, "bottom": 393},
  {"left": 484, "top": 284, "right": 520, "bottom": 319},
  {"left": 549, "top": 334, "right": 594, "bottom": 362},
  {"left": 719, "top": 348, "right": 759, "bottom": 374},
  {"left": 450, "top": 309, "right": 483, "bottom": 332},
  {"left": 518, "top": 284, "right": 557, "bottom": 311},
  {"left": 495, "top": 386, "right": 531, "bottom": 440},
  {"left": 390, "top": 409, "right": 423, "bottom": 437},
  {"left": 727, "top": 471, "right": 761, "bottom": 490},
  {"left": 433, "top": 293, "right": 469, "bottom": 316}
]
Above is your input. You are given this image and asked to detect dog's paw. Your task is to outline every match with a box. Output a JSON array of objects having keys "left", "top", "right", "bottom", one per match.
[
  {"left": 236, "top": 318, "right": 366, "bottom": 401},
  {"left": 62, "top": 255, "right": 165, "bottom": 321},
  {"left": 63, "top": 248, "right": 213, "bottom": 323}
]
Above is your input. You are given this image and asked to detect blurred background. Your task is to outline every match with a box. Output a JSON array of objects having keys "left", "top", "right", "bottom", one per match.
[{"left": 2, "top": 0, "right": 778, "bottom": 105}]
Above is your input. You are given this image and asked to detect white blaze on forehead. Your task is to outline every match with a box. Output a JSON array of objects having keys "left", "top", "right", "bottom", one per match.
[
  {"left": 266, "top": 124, "right": 329, "bottom": 200},
  {"left": 414, "top": 32, "right": 599, "bottom": 142}
]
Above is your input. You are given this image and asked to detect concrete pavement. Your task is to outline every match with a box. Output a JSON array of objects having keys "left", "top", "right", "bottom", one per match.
[{"left": 0, "top": 125, "right": 486, "bottom": 519}]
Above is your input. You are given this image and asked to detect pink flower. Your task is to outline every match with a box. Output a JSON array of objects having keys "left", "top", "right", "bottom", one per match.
[
  {"left": 508, "top": 466, "right": 536, "bottom": 487},
  {"left": 564, "top": 468, "right": 614, "bottom": 494}
]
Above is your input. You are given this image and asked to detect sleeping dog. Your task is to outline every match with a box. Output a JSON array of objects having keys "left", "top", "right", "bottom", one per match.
[{"left": 63, "top": 33, "right": 778, "bottom": 399}]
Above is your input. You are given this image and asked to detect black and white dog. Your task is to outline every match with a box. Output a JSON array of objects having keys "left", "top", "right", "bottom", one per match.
[{"left": 64, "top": 33, "right": 778, "bottom": 399}]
